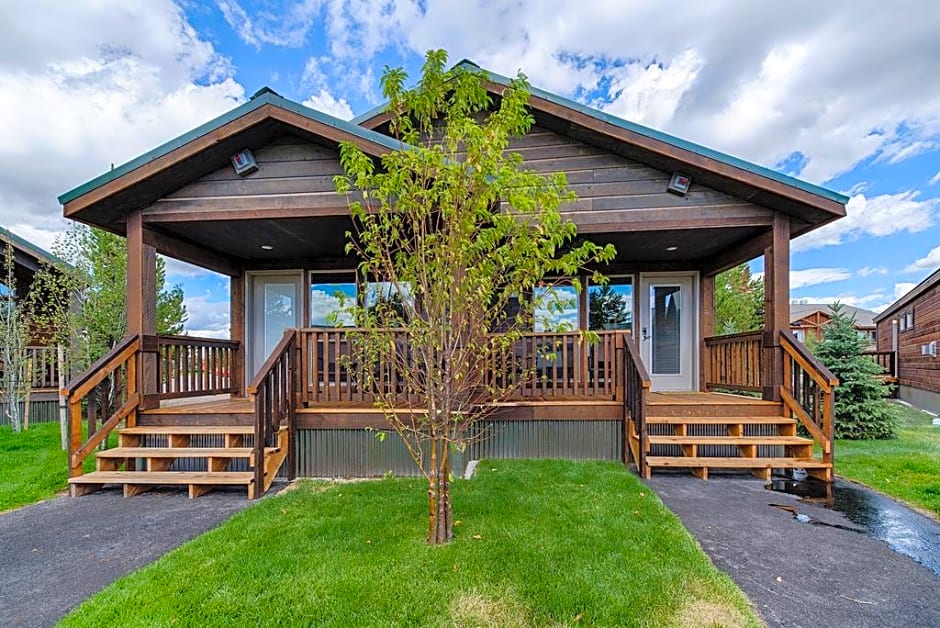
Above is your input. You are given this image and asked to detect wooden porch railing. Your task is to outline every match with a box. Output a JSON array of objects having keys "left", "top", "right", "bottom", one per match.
[
  {"left": 621, "top": 334, "right": 651, "bottom": 476},
  {"left": 157, "top": 335, "right": 240, "bottom": 400},
  {"left": 703, "top": 331, "right": 763, "bottom": 392},
  {"left": 62, "top": 335, "right": 140, "bottom": 478},
  {"left": 27, "top": 346, "right": 61, "bottom": 390},
  {"left": 247, "top": 330, "right": 297, "bottom": 498},
  {"left": 861, "top": 350, "right": 896, "bottom": 378},
  {"left": 779, "top": 330, "right": 838, "bottom": 475},
  {"left": 299, "top": 328, "right": 630, "bottom": 404}
]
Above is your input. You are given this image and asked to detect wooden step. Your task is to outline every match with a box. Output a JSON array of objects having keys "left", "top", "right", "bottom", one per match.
[
  {"left": 646, "top": 456, "right": 830, "bottom": 469},
  {"left": 68, "top": 471, "right": 256, "bottom": 498},
  {"left": 646, "top": 416, "right": 796, "bottom": 426},
  {"left": 647, "top": 436, "right": 812, "bottom": 446},
  {"left": 96, "top": 447, "right": 277, "bottom": 459},
  {"left": 119, "top": 426, "right": 254, "bottom": 436},
  {"left": 646, "top": 402, "right": 784, "bottom": 418}
]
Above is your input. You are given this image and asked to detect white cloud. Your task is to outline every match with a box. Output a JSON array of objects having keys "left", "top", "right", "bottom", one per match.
[
  {"left": 894, "top": 282, "right": 916, "bottom": 299},
  {"left": 183, "top": 294, "right": 230, "bottom": 339},
  {"left": 161, "top": 256, "right": 211, "bottom": 279},
  {"left": 793, "top": 191, "right": 939, "bottom": 252},
  {"left": 904, "top": 245, "right": 940, "bottom": 273},
  {"left": 0, "top": 1, "right": 245, "bottom": 230},
  {"left": 303, "top": 89, "right": 354, "bottom": 120},
  {"left": 930, "top": 171, "right": 940, "bottom": 186},
  {"left": 793, "top": 292, "right": 886, "bottom": 311},
  {"left": 213, "top": 3, "right": 940, "bottom": 186},
  {"left": 790, "top": 268, "right": 851, "bottom": 289},
  {"left": 857, "top": 266, "right": 888, "bottom": 278}
]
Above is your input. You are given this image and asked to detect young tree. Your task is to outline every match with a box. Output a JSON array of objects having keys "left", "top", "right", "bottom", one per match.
[
  {"left": 0, "top": 241, "right": 31, "bottom": 432},
  {"left": 335, "top": 50, "right": 615, "bottom": 544},
  {"left": 29, "top": 225, "right": 187, "bottom": 394},
  {"left": 714, "top": 263, "right": 764, "bottom": 334},
  {"left": 814, "top": 302, "right": 897, "bottom": 439}
]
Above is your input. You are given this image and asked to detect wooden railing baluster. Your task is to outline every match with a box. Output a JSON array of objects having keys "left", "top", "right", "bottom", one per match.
[{"left": 702, "top": 331, "right": 763, "bottom": 392}]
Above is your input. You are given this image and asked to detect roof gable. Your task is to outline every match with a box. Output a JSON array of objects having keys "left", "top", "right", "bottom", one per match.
[
  {"left": 355, "top": 60, "right": 848, "bottom": 232},
  {"left": 59, "top": 89, "right": 406, "bottom": 229}
]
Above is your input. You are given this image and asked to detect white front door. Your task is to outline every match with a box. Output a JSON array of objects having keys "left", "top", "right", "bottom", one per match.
[
  {"left": 247, "top": 272, "right": 303, "bottom": 377},
  {"left": 639, "top": 274, "right": 696, "bottom": 391}
]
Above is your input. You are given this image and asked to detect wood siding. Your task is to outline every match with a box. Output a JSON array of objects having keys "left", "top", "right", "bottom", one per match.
[
  {"left": 877, "top": 282, "right": 940, "bottom": 394},
  {"left": 145, "top": 134, "right": 350, "bottom": 220},
  {"left": 507, "top": 126, "right": 774, "bottom": 230}
]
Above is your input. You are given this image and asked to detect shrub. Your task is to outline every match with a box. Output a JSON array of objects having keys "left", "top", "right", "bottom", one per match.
[{"left": 813, "top": 303, "right": 897, "bottom": 439}]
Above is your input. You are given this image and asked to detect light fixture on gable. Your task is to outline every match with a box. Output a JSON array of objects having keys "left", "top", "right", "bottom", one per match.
[
  {"left": 666, "top": 172, "right": 691, "bottom": 196},
  {"left": 231, "top": 149, "right": 258, "bottom": 176},
  {"left": 260, "top": 244, "right": 273, "bottom": 251},
  {"left": 665, "top": 245, "right": 678, "bottom": 252}
]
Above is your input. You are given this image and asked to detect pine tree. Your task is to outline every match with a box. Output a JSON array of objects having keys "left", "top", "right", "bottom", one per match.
[
  {"left": 814, "top": 302, "right": 897, "bottom": 439},
  {"left": 714, "top": 263, "right": 764, "bottom": 334}
]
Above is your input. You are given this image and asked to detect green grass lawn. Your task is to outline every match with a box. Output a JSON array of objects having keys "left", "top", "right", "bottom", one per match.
[
  {"left": 0, "top": 422, "right": 70, "bottom": 512},
  {"left": 62, "top": 460, "right": 759, "bottom": 627},
  {"left": 0, "top": 422, "right": 106, "bottom": 513},
  {"left": 836, "top": 402, "right": 940, "bottom": 517}
]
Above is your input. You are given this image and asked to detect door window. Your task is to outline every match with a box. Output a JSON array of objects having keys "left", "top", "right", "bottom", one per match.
[{"left": 651, "top": 285, "right": 681, "bottom": 375}]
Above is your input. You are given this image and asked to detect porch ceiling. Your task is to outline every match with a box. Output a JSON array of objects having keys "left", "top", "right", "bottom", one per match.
[{"left": 149, "top": 217, "right": 761, "bottom": 272}]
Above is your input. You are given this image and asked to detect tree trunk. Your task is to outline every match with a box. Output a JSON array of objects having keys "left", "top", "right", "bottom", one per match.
[{"left": 427, "top": 435, "right": 453, "bottom": 544}]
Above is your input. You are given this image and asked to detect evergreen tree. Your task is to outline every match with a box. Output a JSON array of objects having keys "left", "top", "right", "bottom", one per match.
[
  {"left": 814, "top": 302, "right": 897, "bottom": 439},
  {"left": 589, "top": 284, "right": 629, "bottom": 330},
  {"left": 715, "top": 263, "right": 764, "bottom": 334}
]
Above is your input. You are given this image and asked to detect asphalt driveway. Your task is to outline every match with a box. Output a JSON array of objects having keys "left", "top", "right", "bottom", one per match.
[
  {"left": 0, "top": 488, "right": 252, "bottom": 627},
  {"left": 648, "top": 474, "right": 940, "bottom": 628}
]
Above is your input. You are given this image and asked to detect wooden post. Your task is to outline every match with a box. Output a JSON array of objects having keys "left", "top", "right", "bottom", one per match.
[
  {"left": 762, "top": 213, "right": 790, "bottom": 401},
  {"left": 699, "top": 273, "right": 715, "bottom": 391},
  {"left": 230, "top": 270, "right": 246, "bottom": 398},
  {"left": 126, "top": 210, "right": 159, "bottom": 409}
]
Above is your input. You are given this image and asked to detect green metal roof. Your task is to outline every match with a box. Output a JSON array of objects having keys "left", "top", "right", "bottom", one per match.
[
  {"left": 59, "top": 90, "right": 407, "bottom": 206},
  {"left": 0, "top": 224, "right": 71, "bottom": 269},
  {"left": 352, "top": 59, "right": 849, "bottom": 206}
]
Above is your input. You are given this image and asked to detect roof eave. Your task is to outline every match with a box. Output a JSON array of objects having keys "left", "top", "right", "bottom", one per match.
[{"left": 59, "top": 91, "right": 407, "bottom": 216}]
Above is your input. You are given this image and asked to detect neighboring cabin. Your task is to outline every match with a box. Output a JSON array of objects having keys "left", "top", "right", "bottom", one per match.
[
  {"left": 874, "top": 269, "right": 940, "bottom": 413},
  {"left": 790, "top": 303, "right": 877, "bottom": 347},
  {"left": 0, "top": 225, "right": 66, "bottom": 425}
]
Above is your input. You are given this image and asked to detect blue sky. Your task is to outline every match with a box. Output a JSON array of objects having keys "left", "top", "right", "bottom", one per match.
[{"left": 1, "top": 1, "right": 939, "bottom": 336}]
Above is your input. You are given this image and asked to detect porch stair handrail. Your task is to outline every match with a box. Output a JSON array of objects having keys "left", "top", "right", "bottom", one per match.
[
  {"left": 703, "top": 331, "right": 763, "bottom": 392},
  {"left": 61, "top": 335, "right": 141, "bottom": 478},
  {"left": 779, "top": 329, "right": 838, "bottom": 475},
  {"left": 246, "top": 329, "right": 298, "bottom": 498},
  {"left": 621, "top": 334, "right": 651, "bottom": 476}
]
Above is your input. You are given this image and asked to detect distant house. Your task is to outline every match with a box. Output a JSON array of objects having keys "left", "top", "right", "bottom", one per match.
[
  {"left": 0, "top": 225, "right": 67, "bottom": 425},
  {"left": 789, "top": 303, "right": 877, "bottom": 346},
  {"left": 874, "top": 269, "right": 940, "bottom": 412}
]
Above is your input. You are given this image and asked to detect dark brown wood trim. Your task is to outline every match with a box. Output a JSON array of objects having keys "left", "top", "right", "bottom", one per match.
[
  {"left": 701, "top": 230, "right": 773, "bottom": 277},
  {"left": 141, "top": 225, "right": 241, "bottom": 277},
  {"left": 699, "top": 273, "right": 715, "bottom": 391},
  {"left": 126, "top": 210, "right": 159, "bottom": 410}
]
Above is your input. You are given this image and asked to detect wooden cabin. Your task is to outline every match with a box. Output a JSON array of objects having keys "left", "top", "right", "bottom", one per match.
[
  {"left": 0, "top": 225, "right": 66, "bottom": 425},
  {"left": 790, "top": 303, "right": 877, "bottom": 346},
  {"left": 58, "top": 64, "right": 846, "bottom": 499},
  {"left": 874, "top": 268, "right": 940, "bottom": 412}
]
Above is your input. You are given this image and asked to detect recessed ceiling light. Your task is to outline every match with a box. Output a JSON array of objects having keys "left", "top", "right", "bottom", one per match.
[
  {"left": 260, "top": 244, "right": 273, "bottom": 251},
  {"left": 666, "top": 245, "right": 678, "bottom": 252}
]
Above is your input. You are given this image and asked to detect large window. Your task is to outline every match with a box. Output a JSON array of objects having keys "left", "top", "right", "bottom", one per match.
[
  {"left": 533, "top": 283, "right": 578, "bottom": 332},
  {"left": 309, "top": 272, "right": 356, "bottom": 326},
  {"left": 588, "top": 276, "right": 633, "bottom": 331},
  {"left": 365, "top": 281, "right": 414, "bottom": 326}
]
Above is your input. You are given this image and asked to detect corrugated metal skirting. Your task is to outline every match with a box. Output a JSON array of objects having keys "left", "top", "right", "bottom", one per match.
[
  {"left": 295, "top": 420, "right": 622, "bottom": 478},
  {"left": 0, "top": 400, "right": 60, "bottom": 427}
]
